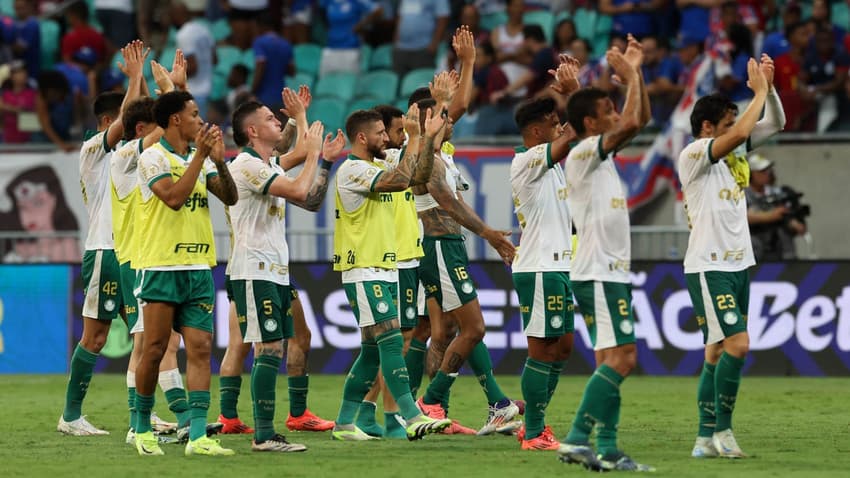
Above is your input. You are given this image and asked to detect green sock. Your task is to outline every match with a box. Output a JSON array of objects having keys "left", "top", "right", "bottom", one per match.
[
  {"left": 164, "top": 387, "right": 190, "bottom": 428},
  {"left": 697, "top": 361, "right": 717, "bottom": 437},
  {"left": 337, "top": 341, "right": 380, "bottom": 425},
  {"left": 288, "top": 375, "right": 309, "bottom": 417},
  {"left": 384, "top": 412, "right": 406, "bottom": 438},
  {"left": 548, "top": 361, "right": 565, "bottom": 403},
  {"left": 63, "top": 344, "right": 98, "bottom": 421},
  {"left": 127, "top": 387, "right": 136, "bottom": 429},
  {"left": 521, "top": 358, "right": 552, "bottom": 440},
  {"left": 566, "top": 364, "right": 624, "bottom": 446},
  {"left": 595, "top": 366, "right": 625, "bottom": 457},
  {"left": 355, "top": 401, "right": 379, "bottom": 429},
  {"left": 219, "top": 375, "right": 242, "bottom": 419},
  {"left": 468, "top": 341, "right": 507, "bottom": 404},
  {"left": 377, "top": 330, "right": 420, "bottom": 420},
  {"left": 404, "top": 338, "right": 427, "bottom": 396},
  {"left": 715, "top": 353, "right": 745, "bottom": 432},
  {"left": 251, "top": 354, "right": 281, "bottom": 442},
  {"left": 134, "top": 393, "right": 154, "bottom": 434},
  {"left": 188, "top": 391, "right": 210, "bottom": 441},
  {"left": 423, "top": 370, "right": 456, "bottom": 406}
]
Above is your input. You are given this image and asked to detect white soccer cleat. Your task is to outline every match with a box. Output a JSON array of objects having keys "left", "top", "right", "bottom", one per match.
[
  {"left": 712, "top": 429, "right": 748, "bottom": 458},
  {"left": 477, "top": 400, "right": 520, "bottom": 436},
  {"left": 126, "top": 428, "right": 135, "bottom": 445},
  {"left": 252, "top": 434, "right": 308, "bottom": 452},
  {"left": 57, "top": 416, "right": 109, "bottom": 436},
  {"left": 691, "top": 436, "right": 719, "bottom": 458},
  {"left": 150, "top": 412, "right": 178, "bottom": 434}
]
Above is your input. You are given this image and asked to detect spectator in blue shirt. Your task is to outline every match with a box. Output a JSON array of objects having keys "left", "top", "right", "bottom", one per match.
[
  {"left": 676, "top": 0, "right": 723, "bottom": 42},
  {"left": 252, "top": 16, "right": 294, "bottom": 113},
  {"left": 393, "top": 0, "right": 450, "bottom": 78},
  {"left": 0, "top": 0, "right": 41, "bottom": 79},
  {"left": 600, "top": 0, "right": 667, "bottom": 40},
  {"left": 717, "top": 23, "right": 754, "bottom": 104},
  {"left": 319, "top": 0, "right": 382, "bottom": 76},
  {"left": 641, "top": 35, "right": 682, "bottom": 127},
  {"left": 761, "top": 2, "right": 801, "bottom": 60},
  {"left": 804, "top": 27, "right": 850, "bottom": 132},
  {"left": 55, "top": 47, "right": 98, "bottom": 99}
]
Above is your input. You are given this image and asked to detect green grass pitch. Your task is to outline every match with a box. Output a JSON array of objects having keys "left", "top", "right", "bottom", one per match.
[{"left": 3, "top": 374, "right": 848, "bottom": 477}]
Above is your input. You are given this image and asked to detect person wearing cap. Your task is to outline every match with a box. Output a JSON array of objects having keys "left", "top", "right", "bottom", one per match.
[{"left": 745, "top": 154, "right": 807, "bottom": 260}]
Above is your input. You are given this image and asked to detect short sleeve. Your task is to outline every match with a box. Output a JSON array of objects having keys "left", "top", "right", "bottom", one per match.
[
  {"left": 139, "top": 149, "right": 171, "bottom": 187},
  {"left": 252, "top": 37, "right": 266, "bottom": 61},
  {"left": 677, "top": 138, "right": 714, "bottom": 186},
  {"left": 338, "top": 160, "right": 384, "bottom": 195},
  {"left": 511, "top": 143, "right": 551, "bottom": 190},
  {"left": 234, "top": 158, "right": 278, "bottom": 195},
  {"left": 203, "top": 158, "right": 219, "bottom": 179}
]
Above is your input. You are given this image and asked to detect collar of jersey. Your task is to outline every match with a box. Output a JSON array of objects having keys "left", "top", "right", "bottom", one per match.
[
  {"left": 159, "top": 137, "right": 193, "bottom": 160},
  {"left": 242, "top": 146, "right": 262, "bottom": 160},
  {"left": 515, "top": 146, "right": 528, "bottom": 153}
]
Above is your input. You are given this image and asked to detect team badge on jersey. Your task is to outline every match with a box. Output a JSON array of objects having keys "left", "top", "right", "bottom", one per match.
[
  {"left": 620, "top": 319, "right": 634, "bottom": 335},
  {"left": 723, "top": 312, "right": 738, "bottom": 325},
  {"left": 104, "top": 299, "right": 116, "bottom": 312},
  {"left": 405, "top": 307, "right": 416, "bottom": 319},
  {"left": 550, "top": 315, "right": 563, "bottom": 328},
  {"left": 264, "top": 319, "right": 278, "bottom": 332},
  {"left": 376, "top": 301, "right": 389, "bottom": 314},
  {"left": 461, "top": 282, "right": 473, "bottom": 294}
]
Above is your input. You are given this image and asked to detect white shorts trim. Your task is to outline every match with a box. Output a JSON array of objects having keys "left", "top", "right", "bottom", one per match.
[
  {"left": 355, "top": 281, "right": 377, "bottom": 328},
  {"left": 593, "top": 281, "right": 616, "bottom": 351},
  {"left": 699, "top": 272, "right": 725, "bottom": 345},
  {"left": 243, "top": 279, "right": 262, "bottom": 343},
  {"left": 83, "top": 250, "right": 103, "bottom": 318},
  {"left": 524, "top": 272, "right": 547, "bottom": 338},
  {"left": 435, "top": 240, "right": 462, "bottom": 312}
]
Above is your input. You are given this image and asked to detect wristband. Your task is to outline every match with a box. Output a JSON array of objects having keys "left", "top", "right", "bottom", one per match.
[
  {"left": 320, "top": 159, "right": 333, "bottom": 170},
  {"left": 287, "top": 118, "right": 297, "bottom": 127}
]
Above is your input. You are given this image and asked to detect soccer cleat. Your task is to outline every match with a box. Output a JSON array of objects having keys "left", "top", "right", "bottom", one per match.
[
  {"left": 331, "top": 424, "right": 380, "bottom": 441},
  {"left": 286, "top": 409, "right": 335, "bottom": 432},
  {"left": 521, "top": 426, "right": 561, "bottom": 451},
  {"left": 691, "top": 436, "right": 719, "bottom": 458},
  {"left": 712, "top": 429, "right": 748, "bottom": 458},
  {"left": 516, "top": 424, "right": 525, "bottom": 442},
  {"left": 558, "top": 442, "right": 604, "bottom": 471},
  {"left": 416, "top": 397, "right": 447, "bottom": 419},
  {"left": 476, "top": 399, "right": 520, "bottom": 436},
  {"left": 135, "top": 431, "right": 164, "bottom": 456},
  {"left": 252, "top": 433, "right": 307, "bottom": 452},
  {"left": 439, "top": 419, "right": 476, "bottom": 435},
  {"left": 405, "top": 414, "right": 452, "bottom": 441},
  {"left": 218, "top": 415, "right": 254, "bottom": 434},
  {"left": 57, "top": 416, "right": 109, "bottom": 436},
  {"left": 150, "top": 412, "right": 178, "bottom": 434},
  {"left": 126, "top": 428, "right": 179, "bottom": 446},
  {"left": 496, "top": 420, "right": 524, "bottom": 435},
  {"left": 126, "top": 428, "right": 135, "bottom": 445},
  {"left": 177, "top": 422, "right": 225, "bottom": 443},
  {"left": 598, "top": 451, "right": 656, "bottom": 472},
  {"left": 184, "top": 436, "right": 235, "bottom": 456}
]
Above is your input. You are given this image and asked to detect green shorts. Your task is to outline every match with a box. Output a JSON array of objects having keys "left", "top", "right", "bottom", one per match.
[
  {"left": 136, "top": 269, "right": 215, "bottom": 333},
  {"left": 343, "top": 280, "right": 398, "bottom": 328},
  {"left": 685, "top": 270, "right": 750, "bottom": 345},
  {"left": 119, "top": 261, "right": 142, "bottom": 333},
  {"left": 572, "top": 280, "right": 636, "bottom": 351},
  {"left": 420, "top": 235, "right": 477, "bottom": 312},
  {"left": 82, "top": 249, "right": 123, "bottom": 320},
  {"left": 513, "top": 271, "right": 575, "bottom": 338},
  {"left": 225, "top": 274, "right": 234, "bottom": 302},
  {"left": 398, "top": 266, "right": 419, "bottom": 329},
  {"left": 231, "top": 279, "right": 294, "bottom": 343}
]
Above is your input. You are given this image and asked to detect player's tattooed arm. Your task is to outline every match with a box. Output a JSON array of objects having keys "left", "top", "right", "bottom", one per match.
[
  {"left": 288, "top": 167, "right": 330, "bottom": 212},
  {"left": 417, "top": 158, "right": 463, "bottom": 236},
  {"left": 207, "top": 130, "right": 238, "bottom": 206}
]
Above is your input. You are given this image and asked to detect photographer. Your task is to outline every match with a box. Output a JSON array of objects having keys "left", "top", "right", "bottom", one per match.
[{"left": 745, "top": 154, "right": 809, "bottom": 260}]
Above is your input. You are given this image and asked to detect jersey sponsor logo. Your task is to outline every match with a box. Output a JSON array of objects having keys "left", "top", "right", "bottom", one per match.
[
  {"left": 264, "top": 318, "right": 278, "bottom": 332},
  {"left": 610, "top": 197, "right": 627, "bottom": 209},
  {"left": 527, "top": 157, "right": 544, "bottom": 169},
  {"left": 268, "top": 205, "right": 284, "bottom": 219},
  {"left": 557, "top": 187, "right": 568, "bottom": 200},
  {"left": 723, "top": 249, "right": 745, "bottom": 261},
  {"left": 197, "top": 302, "right": 214, "bottom": 313},
  {"left": 404, "top": 191, "right": 414, "bottom": 201},
  {"left": 379, "top": 193, "right": 393, "bottom": 202},
  {"left": 723, "top": 311, "right": 738, "bottom": 325},
  {"left": 185, "top": 192, "right": 209, "bottom": 211},
  {"left": 174, "top": 242, "right": 211, "bottom": 254},
  {"left": 550, "top": 315, "right": 563, "bottom": 328},
  {"left": 619, "top": 319, "right": 634, "bottom": 335},
  {"left": 718, "top": 186, "right": 745, "bottom": 204},
  {"left": 608, "top": 260, "right": 631, "bottom": 273},
  {"left": 382, "top": 252, "right": 396, "bottom": 262},
  {"left": 572, "top": 149, "right": 595, "bottom": 161}
]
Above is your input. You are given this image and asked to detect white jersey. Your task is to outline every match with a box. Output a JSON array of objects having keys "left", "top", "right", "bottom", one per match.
[
  {"left": 677, "top": 138, "right": 755, "bottom": 273},
  {"left": 565, "top": 135, "right": 631, "bottom": 283},
  {"left": 80, "top": 129, "right": 115, "bottom": 250},
  {"left": 227, "top": 150, "right": 290, "bottom": 285},
  {"left": 510, "top": 143, "right": 571, "bottom": 272},
  {"left": 111, "top": 139, "right": 142, "bottom": 200},
  {"left": 414, "top": 150, "right": 464, "bottom": 212}
]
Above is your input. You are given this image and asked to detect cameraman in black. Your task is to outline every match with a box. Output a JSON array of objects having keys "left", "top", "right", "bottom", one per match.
[{"left": 745, "top": 154, "right": 810, "bottom": 261}]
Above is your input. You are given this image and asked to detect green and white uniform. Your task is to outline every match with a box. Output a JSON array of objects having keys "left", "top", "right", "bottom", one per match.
[
  {"left": 111, "top": 138, "right": 145, "bottom": 332},
  {"left": 566, "top": 135, "right": 635, "bottom": 350},
  {"left": 678, "top": 139, "right": 754, "bottom": 344},
  {"left": 510, "top": 143, "right": 574, "bottom": 338},
  {"left": 334, "top": 154, "right": 399, "bottom": 327},
  {"left": 80, "top": 129, "right": 122, "bottom": 320}
]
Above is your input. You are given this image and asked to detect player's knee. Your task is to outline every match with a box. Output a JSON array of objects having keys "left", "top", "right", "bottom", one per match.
[
  {"left": 296, "top": 328, "right": 311, "bottom": 351},
  {"left": 143, "top": 341, "right": 167, "bottom": 363},
  {"left": 461, "top": 321, "right": 485, "bottom": 343}
]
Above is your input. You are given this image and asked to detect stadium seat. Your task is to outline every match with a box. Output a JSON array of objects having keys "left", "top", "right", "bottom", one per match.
[
  {"left": 158, "top": 48, "right": 177, "bottom": 72},
  {"left": 314, "top": 72, "right": 357, "bottom": 101},
  {"left": 369, "top": 44, "right": 393, "bottom": 71},
  {"left": 480, "top": 12, "right": 508, "bottom": 32},
  {"left": 359, "top": 45, "right": 373, "bottom": 73},
  {"left": 214, "top": 45, "right": 245, "bottom": 76},
  {"left": 553, "top": 10, "right": 572, "bottom": 28},
  {"left": 593, "top": 14, "right": 613, "bottom": 57},
  {"left": 523, "top": 10, "right": 554, "bottom": 42},
  {"left": 348, "top": 97, "right": 383, "bottom": 112},
  {"left": 286, "top": 72, "right": 315, "bottom": 91},
  {"left": 310, "top": 97, "right": 347, "bottom": 134},
  {"left": 355, "top": 70, "right": 399, "bottom": 103},
  {"left": 0, "top": 0, "right": 13, "bottom": 16},
  {"left": 833, "top": 3, "right": 850, "bottom": 32},
  {"left": 399, "top": 68, "right": 435, "bottom": 99},
  {"left": 294, "top": 43, "right": 322, "bottom": 76},
  {"left": 211, "top": 18, "right": 231, "bottom": 42},
  {"left": 573, "top": 8, "right": 597, "bottom": 44},
  {"left": 39, "top": 19, "right": 60, "bottom": 70},
  {"left": 395, "top": 97, "right": 410, "bottom": 112}
]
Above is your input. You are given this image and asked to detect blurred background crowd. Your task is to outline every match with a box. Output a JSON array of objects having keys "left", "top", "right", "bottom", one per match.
[{"left": 2, "top": 0, "right": 850, "bottom": 149}]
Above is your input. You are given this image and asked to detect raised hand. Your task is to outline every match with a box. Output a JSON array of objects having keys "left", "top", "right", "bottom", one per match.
[
  {"left": 429, "top": 70, "right": 459, "bottom": 105},
  {"left": 297, "top": 85, "right": 312, "bottom": 110},
  {"left": 209, "top": 126, "right": 225, "bottom": 163},
  {"left": 322, "top": 128, "right": 346, "bottom": 160},
  {"left": 453, "top": 25, "right": 476, "bottom": 64},
  {"left": 193, "top": 123, "right": 213, "bottom": 159},
  {"left": 404, "top": 102, "right": 421, "bottom": 137},
  {"left": 622, "top": 33, "right": 644, "bottom": 70},
  {"left": 169, "top": 49, "right": 187, "bottom": 90},
  {"left": 746, "top": 57, "right": 768, "bottom": 94},
  {"left": 280, "top": 87, "right": 306, "bottom": 119},
  {"left": 117, "top": 40, "right": 147, "bottom": 79},
  {"left": 423, "top": 105, "right": 447, "bottom": 140},
  {"left": 606, "top": 48, "right": 635, "bottom": 83},
  {"left": 150, "top": 60, "right": 175, "bottom": 95},
  {"left": 548, "top": 58, "right": 581, "bottom": 95},
  {"left": 759, "top": 53, "right": 775, "bottom": 87},
  {"left": 304, "top": 120, "right": 324, "bottom": 155}
]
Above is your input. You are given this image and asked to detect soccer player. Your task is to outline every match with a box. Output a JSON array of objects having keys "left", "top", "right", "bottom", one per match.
[
  {"left": 331, "top": 106, "right": 451, "bottom": 441},
  {"left": 132, "top": 90, "right": 237, "bottom": 456},
  {"left": 59, "top": 40, "right": 143, "bottom": 436},
  {"left": 678, "top": 54, "right": 784, "bottom": 459},
  {"left": 509, "top": 59, "right": 581, "bottom": 451},
  {"left": 558, "top": 38, "right": 653, "bottom": 471}
]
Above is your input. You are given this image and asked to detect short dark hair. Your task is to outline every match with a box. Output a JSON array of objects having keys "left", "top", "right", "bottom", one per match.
[
  {"left": 690, "top": 94, "right": 738, "bottom": 137},
  {"left": 523, "top": 24, "right": 546, "bottom": 43},
  {"left": 93, "top": 92, "right": 124, "bottom": 121},
  {"left": 566, "top": 87, "right": 609, "bottom": 136},
  {"left": 415, "top": 98, "right": 437, "bottom": 131},
  {"left": 122, "top": 97, "right": 155, "bottom": 140},
  {"left": 408, "top": 87, "right": 431, "bottom": 107},
  {"left": 373, "top": 104, "right": 404, "bottom": 129},
  {"left": 515, "top": 97, "right": 557, "bottom": 132},
  {"left": 785, "top": 20, "right": 808, "bottom": 40},
  {"left": 479, "top": 41, "right": 496, "bottom": 58},
  {"left": 231, "top": 63, "right": 249, "bottom": 78},
  {"left": 345, "top": 109, "right": 383, "bottom": 143},
  {"left": 231, "top": 100, "right": 264, "bottom": 147},
  {"left": 153, "top": 90, "right": 194, "bottom": 129},
  {"left": 67, "top": 1, "right": 89, "bottom": 21},
  {"left": 571, "top": 37, "right": 592, "bottom": 53}
]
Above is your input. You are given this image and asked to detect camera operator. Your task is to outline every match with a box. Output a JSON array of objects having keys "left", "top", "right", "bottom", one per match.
[{"left": 745, "top": 154, "right": 810, "bottom": 260}]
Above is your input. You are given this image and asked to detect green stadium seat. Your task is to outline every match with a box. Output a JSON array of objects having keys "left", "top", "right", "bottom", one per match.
[
  {"left": 523, "top": 11, "right": 554, "bottom": 42},
  {"left": 39, "top": 19, "right": 60, "bottom": 70},
  {"left": 399, "top": 68, "right": 435, "bottom": 99},
  {"left": 355, "top": 70, "right": 399, "bottom": 103},
  {"left": 294, "top": 43, "right": 322, "bottom": 76},
  {"left": 395, "top": 97, "right": 410, "bottom": 112},
  {"left": 158, "top": 48, "right": 177, "bottom": 71},
  {"left": 310, "top": 98, "right": 347, "bottom": 134},
  {"left": 369, "top": 44, "right": 393, "bottom": 71},
  {"left": 348, "top": 97, "right": 383, "bottom": 112},
  {"left": 0, "top": 0, "right": 13, "bottom": 16},
  {"left": 480, "top": 12, "right": 507, "bottom": 32},
  {"left": 211, "top": 18, "right": 231, "bottom": 42},
  {"left": 833, "top": 3, "right": 850, "bottom": 31},
  {"left": 359, "top": 45, "right": 373, "bottom": 73},
  {"left": 593, "top": 14, "right": 613, "bottom": 58},
  {"left": 214, "top": 45, "right": 245, "bottom": 76},
  {"left": 314, "top": 72, "right": 357, "bottom": 101},
  {"left": 286, "top": 72, "right": 315, "bottom": 91},
  {"left": 574, "top": 8, "right": 597, "bottom": 43}
]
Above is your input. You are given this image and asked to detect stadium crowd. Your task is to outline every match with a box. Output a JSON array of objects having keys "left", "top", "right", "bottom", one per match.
[{"left": 2, "top": 0, "right": 850, "bottom": 148}]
